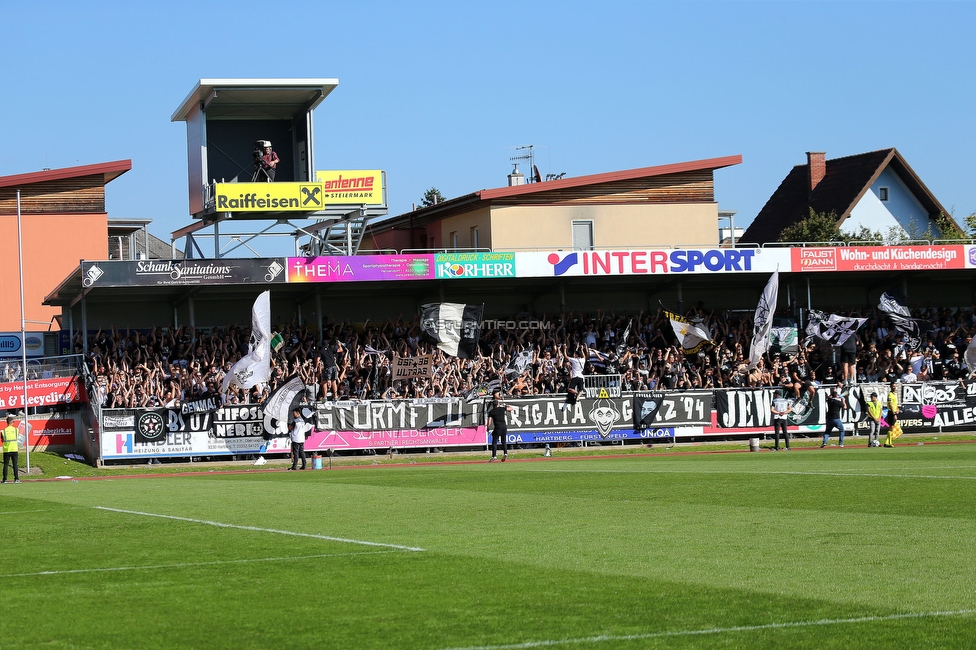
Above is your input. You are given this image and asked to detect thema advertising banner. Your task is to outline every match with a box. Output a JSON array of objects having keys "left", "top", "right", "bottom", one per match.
[
  {"left": 82, "top": 259, "right": 286, "bottom": 288},
  {"left": 214, "top": 182, "right": 326, "bottom": 211},
  {"left": 791, "top": 245, "right": 966, "bottom": 273},
  {"left": 287, "top": 255, "right": 435, "bottom": 283},
  {"left": 315, "top": 170, "right": 385, "bottom": 205},
  {"left": 306, "top": 399, "right": 487, "bottom": 451},
  {"left": 515, "top": 248, "right": 789, "bottom": 278}
]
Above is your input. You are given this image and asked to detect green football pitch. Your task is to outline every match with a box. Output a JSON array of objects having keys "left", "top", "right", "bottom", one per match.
[{"left": 3, "top": 444, "right": 976, "bottom": 649}]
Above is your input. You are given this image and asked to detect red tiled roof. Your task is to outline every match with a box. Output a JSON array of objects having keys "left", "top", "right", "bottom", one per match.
[
  {"left": 740, "top": 149, "right": 949, "bottom": 244},
  {"left": 478, "top": 155, "right": 742, "bottom": 200}
]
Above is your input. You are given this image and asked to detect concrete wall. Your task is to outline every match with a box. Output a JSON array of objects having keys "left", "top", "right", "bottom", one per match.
[{"left": 487, "top": 203, "right": 720, "bottom": 250}]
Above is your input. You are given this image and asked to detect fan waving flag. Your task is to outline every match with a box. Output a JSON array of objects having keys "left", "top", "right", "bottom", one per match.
[
  {"left": 261, "top": 374, "right": 307, "bottom": 437},
  {"left": 505, "top": 349, "right": 534, "bottom": 378},
  {"left": 879, "top": 292, "right": 932, "bottom": 351},
  {"left": 748, "top": 271, "right": 778, "bottom": 369},
  {"left": 420, "top": 302, "right": 484, "bottom": 359},
  {"left": 663, "top": 308, "right": 713, "bottom": 357},
  {"left": 221, "top": 291, "right": 272, "bottom": 393},
  {"left": 804, "top": 310, "right": 866, "bottom": 347}
]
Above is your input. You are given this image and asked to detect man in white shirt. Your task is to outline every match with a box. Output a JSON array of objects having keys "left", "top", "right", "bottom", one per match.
[{"left": 289, "top": 407, "right": 311, "bottom": 470}]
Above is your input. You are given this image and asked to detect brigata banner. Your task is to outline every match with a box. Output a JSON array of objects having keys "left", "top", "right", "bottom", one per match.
[
  {"left": 214, "top": 182, "right": 325, "bottom": 212},
  {"left": 0, "top": 376, "right": 85, "bottom": 409},
  {"left": 315, "top": 170, "right": 385, "bottom": 205},
  {"left": 791, "top": 245, "right": 965, "bottom": 273},
  {"left": 81, "top": 259, "right": 286, "bottom": 288},
  {"left": 287, "top": 255, "right": 435, "bottom": 283},
  {"left": 515, "top": 248, "right": 789, "bottom": 278}
]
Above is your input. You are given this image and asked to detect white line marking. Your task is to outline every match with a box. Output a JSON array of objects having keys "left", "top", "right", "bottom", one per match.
[
  {"left": 95, "top": 506, "right": 425, "bottom": 552},
  {"left": 441, "top": 609, "right": 976, "bottom": 650},
  {"left": 0, "top": 509, "right": 58, "bottom": 515},
  {"left": 531, "top": 467, "right": 976, "bottom": 480},
  {"left": 0, "top": 550, "right": 401, "bottom": 579}
]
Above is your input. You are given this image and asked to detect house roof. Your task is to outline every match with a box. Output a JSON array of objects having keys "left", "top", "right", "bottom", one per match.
[
  {"left": 372, "top": 154, "right": 742, "bottom": 231},
  {"left": 740, "top": 148, "right": 950, "bottom": 244},
  {"left": 0, "top": 160, "right": 131, "bottom": 188}
]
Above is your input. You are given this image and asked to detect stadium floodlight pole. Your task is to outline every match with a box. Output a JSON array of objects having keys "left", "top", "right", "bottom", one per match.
[{"left": 16, "top": 190, "right": 30, "bottom": 473}]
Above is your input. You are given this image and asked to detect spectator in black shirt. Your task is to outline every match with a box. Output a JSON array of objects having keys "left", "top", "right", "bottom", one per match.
[{"left": 486, "top": 391, "right": 514, "bottom": 462}]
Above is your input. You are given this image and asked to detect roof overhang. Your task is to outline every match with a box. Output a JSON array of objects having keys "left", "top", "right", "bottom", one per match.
[
  {"left": 0, "top": 160, "right": 131, "bottom": 189},
  {"left": 478, "top": 154, "right": 742, "bottom": 200},
  {"left": 171, "top": 78, "right": 339, "bottom": 122}
]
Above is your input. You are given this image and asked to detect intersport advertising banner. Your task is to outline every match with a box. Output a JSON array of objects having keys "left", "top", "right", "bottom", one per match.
[
  {"left": 514, "top": 248, "right": 789, "bottom": 278},
  {"left": 791, "top": 245, "right": 966, "bottom": 273}
]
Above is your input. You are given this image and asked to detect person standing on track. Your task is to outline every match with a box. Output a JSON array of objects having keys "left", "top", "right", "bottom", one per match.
[
  {"left": 770, "top": 390, "right": 792, "bottom": 450},
  {"left": 486, "top": 391, "right": 514, "bottom": 462},
  {"left": 2, "top": 414, "right": 21, "bottom": 483},
  {"left": 821, "top": 387, "right": 847, "bottom": 448}
]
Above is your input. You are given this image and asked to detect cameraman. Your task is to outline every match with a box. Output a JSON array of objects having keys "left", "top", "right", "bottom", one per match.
[{"left": 253, "top": 140, "right": 279, "bottom": 181}]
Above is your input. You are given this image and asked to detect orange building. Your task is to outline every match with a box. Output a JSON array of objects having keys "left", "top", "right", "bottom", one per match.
[{"left": 0, "top": 161, "right": 131, "bottom": 331}]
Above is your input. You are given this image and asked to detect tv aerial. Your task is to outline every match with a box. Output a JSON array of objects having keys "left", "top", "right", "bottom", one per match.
[{"left": 509, "top": 145, "right": 541, "bottom": 183}]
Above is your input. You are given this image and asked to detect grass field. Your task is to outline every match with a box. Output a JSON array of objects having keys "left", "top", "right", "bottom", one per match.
[{"left": 3, "top": 443, "right": 976, "bottom": 649}]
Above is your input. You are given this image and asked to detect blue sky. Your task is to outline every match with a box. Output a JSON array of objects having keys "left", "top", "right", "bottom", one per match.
[{"left": 4, "top": 1, "right": 975, "bottom": 254}]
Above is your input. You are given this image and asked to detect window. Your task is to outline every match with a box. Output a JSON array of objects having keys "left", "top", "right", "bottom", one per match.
[
  {"left": 450, "top": 231, "right": 458, "bottom": 250},
  {"left": 879, "top": 187, "right": 889, "bottom": 202},
  {"left": 572, "top": 221, "right": 594, "bottom": 250},
  {"left": 470, "top": 226, "right": 479, "bottom": 250}
]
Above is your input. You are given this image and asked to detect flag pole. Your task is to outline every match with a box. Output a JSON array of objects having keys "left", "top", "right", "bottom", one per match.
[{"left": 16, "top": 190, "right": 30, "bottom": 473}]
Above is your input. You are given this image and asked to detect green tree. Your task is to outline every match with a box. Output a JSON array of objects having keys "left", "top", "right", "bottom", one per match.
[
  {"left": 420, "top": 187, "right": 446, "bottom": 207},
  {"left": 778, "top": 209, "right": 852, "bottom": 244}
]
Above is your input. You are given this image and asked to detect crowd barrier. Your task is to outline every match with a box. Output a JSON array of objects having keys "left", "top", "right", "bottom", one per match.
[{"left": 95, "top": 380, "right": 976, "bottom": 461}]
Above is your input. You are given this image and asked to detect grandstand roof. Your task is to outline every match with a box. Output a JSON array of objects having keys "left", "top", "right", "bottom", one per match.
[{"left": 740, "top": 148, "right": 951, "bottom": 244}]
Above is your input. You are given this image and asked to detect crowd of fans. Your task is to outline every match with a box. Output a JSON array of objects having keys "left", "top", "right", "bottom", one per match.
[{"left": 81, "top": 305, "right": 976, "bottom": 409}]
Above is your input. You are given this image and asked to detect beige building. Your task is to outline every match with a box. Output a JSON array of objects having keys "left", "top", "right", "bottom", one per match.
[{"left": 365, "top": 155, "right": 741, "bottom": 252}]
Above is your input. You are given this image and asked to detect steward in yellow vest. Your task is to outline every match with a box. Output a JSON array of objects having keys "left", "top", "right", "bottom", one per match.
[{"left": 2, "top": 414, "right": 21, "bottom": 483}]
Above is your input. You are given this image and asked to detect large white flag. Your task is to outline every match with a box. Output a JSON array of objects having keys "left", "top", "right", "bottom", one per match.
[
  {"left": 420, "top": 302, "right": 483, "bottom": 358},
  {"left": 663, "top": 308, "right": 712, "bottom": 357},
  {"left": 222, "top": 291, "right": 272, "bottom": 393},
  {"left": 748, "top": 271, "right": 779, "bottom": 369}
]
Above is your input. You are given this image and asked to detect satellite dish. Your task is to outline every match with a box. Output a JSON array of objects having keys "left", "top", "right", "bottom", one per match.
[{"left": 533, "top": 165, "right": 542, "bottom": 183}]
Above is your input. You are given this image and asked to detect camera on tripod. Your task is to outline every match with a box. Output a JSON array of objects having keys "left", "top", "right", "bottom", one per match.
[{"left": 251, "top": 140, "right": 275, "bottom": 182}]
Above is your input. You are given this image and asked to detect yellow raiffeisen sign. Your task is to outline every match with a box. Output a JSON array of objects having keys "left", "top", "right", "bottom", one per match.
[
  {"left": 214, "top": 183, "right": 325, "bottom": 212},
  {"left": 315, "top": 170, "right": 384, "bottom": 205}
]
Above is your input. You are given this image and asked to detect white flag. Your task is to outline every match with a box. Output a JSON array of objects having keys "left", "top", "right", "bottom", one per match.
[
  {"left": 748, "top": 271, "right": 779, "bottom": 369},
  {"left": 221, "top": 291, "right": 272, "bottom": 393},
  {"left": 663, "top": 308, "right": 712, "bottom": 357},
  {"left": 963, "top": 338, "right": 976, "bottom": 376}
]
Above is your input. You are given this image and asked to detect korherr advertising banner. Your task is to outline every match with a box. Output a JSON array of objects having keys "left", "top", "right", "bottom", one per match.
[
  {"left": 82, "top": 259, "right": 286, "bottom": 288},
  {"left": 434, "top": 252, "right": 516, "bottom": 279}
]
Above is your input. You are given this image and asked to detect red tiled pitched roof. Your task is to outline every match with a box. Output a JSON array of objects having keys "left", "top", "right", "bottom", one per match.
[{"left": 740, "top": 149, "right": 949, "bottom": 244}]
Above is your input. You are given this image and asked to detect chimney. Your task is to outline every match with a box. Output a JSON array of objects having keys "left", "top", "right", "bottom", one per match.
[
  {"left": 807, "top": 151, "right": 826, "bottom": 193},
  {"left": 508, "top": 164, "right": 525, "bottom": 187}
]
